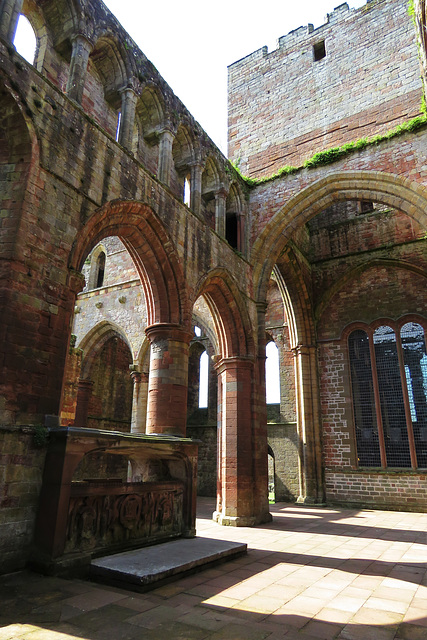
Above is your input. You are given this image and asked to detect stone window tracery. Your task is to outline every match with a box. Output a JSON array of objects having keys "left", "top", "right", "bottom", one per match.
[{"left": 348, "top": 319, "right": 427, "bottom": 469}]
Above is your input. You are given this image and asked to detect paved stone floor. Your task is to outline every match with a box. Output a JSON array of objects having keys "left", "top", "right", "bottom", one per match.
[{"left": 1, "top": 498, "right": 427, "bottom": 639}]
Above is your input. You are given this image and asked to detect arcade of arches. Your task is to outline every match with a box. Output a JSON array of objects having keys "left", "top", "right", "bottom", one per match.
[{"left": 0, "top": 0, "right": 427, "bottom": 573}]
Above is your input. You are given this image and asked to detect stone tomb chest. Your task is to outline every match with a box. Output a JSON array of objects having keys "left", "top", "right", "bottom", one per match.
[{"left": 31, "top": 428, "right": 199, "bottom": 574}]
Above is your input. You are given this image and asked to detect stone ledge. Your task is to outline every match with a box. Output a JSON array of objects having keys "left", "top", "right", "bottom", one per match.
[{"left": 90, "top": 537, "right": 247, "bottom": 592}]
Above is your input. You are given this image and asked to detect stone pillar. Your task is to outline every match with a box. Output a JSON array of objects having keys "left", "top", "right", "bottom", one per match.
[
  {"left": 145, "top": 323, "right": 193, "bottom": 436},
  {"left": 215, "top": 188, "right": 227, "bottom": 237},
  {"left": 213, "top": 356, "right": 256, "bottom": 526},
  {"left": 118, "top": 87, "right": 138, "bottom": 151},
  {"left": 293, "top": 344, "right": 324, "bottom": 504},
  {"left": 189, "top": 162, "right": 203, "bottom": 215},
  {"left": 158, "top": 129, "right": 174, "bottom": 187},
  {"left": 66, "top": 34, "right": 93, "bottom": 104},
  {"left": 253, "top": 302, "right": 271, "bottom": 523},
  {"left": 129, "top": 366, "right": 149, "bottom": 434},
  {"left": 74, "top": 379, "right": 93, "bottom": 428},
  {"left": 0, "top": 0, "right": 23, "bottom": 43}
]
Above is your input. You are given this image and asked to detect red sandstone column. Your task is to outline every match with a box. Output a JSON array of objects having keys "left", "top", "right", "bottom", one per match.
[
  {"left": 118, "top": 87, "right": 138, "bottom": 151},
  {"left": 213, "top": 356, "right": 256, "bottom": 526},
  {"left": 145, "top": 324, "right": 193, "bottom": 436},
  {"left": 66, "top": 34, "right": 93, "bottom": 104},
  {"left": 293, "top": 344, "right": 324, "bottom": 504},
  {"left": 129, "top": 366, "right": 149, "bottom": 434},
  {"left": 74, "top": 379, "right": 93, "bottom": 428},
  {"left": 0, "top": 0, "right": 23, "bottom": 43}
]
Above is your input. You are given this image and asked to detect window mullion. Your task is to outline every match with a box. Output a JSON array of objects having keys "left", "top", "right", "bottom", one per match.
[{"left": 368, "top": 331, "right": 387, "bottom": 468}]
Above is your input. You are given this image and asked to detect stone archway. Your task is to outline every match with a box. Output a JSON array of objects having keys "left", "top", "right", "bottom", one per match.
[
  {"left": 193, "top": 268, "right": 270, "bottom": 526},
  {"left": 252, "top": 170, "right": 427, "bottom": 507},
  {"left": 252, "top": 171, "right": 427, "bottom": 303}
]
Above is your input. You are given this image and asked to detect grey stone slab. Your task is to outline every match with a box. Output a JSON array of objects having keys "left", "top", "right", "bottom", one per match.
[{"left": 90, "top": 537, "right": 247, "bottom": 592}]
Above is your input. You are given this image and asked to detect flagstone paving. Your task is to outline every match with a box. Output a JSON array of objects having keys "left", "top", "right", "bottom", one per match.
[{"left": 1, "top": 498, "right": 427, "bottom": 639}]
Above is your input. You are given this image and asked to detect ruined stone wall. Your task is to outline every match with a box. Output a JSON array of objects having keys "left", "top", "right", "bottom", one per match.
[
  {"left": 317, "top": 225, "right": 427, "bottom": 505},
  {"left": 0, "top": 3, "right": 257, "bottom": 571},
  {"left": 0, "top": 426, "right": 46, "bottom": 573},
  {"left": 186, "top": 423, "right": 217, "bottom": 496},
  {"left": 85, "top": 335, "right": 133, "bottom": 431},
  {"left": 267, "top": 423, "right": 299, "bottom": 502},
  {"left": 228, "top": 0, "right": 423, "bottom": 178},
  {"left": 247, "top": 130, "right": 427, "bottom": 247},
  {"left": 264, "top": 277, "right": 299, "bottom": 501},
  {"left": 325, "top": 470, "right": 427, "bottom": 510}
]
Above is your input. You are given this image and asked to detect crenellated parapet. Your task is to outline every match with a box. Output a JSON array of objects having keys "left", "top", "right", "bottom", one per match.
[{"left": 228, "top": 0, "right": 424, "bottom": 178}]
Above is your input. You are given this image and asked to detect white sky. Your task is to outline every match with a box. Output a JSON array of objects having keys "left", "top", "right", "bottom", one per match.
[{"left": 102, "top": 0, "right": 367, "bottom": 154}]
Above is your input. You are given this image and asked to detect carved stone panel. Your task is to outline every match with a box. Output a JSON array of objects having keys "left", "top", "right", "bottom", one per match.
[{"left": 65, "top": 481, "right": 184, "bottom": 555}]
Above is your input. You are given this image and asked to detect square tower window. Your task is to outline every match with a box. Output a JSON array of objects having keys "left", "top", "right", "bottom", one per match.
[{"left": 313, "top": 40, "right": 326, "bottom": 61}]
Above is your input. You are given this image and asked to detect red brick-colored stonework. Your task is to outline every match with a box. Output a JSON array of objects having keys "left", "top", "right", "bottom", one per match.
[
  {"left": 1, "top": 0, "right": 427, "bottom": 574},
  {"left": 228, "top": 0, "right": 423, "bottom": 178}
]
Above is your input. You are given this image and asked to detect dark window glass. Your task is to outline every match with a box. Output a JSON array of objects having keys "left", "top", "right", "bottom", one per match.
[
  {"left": 349, "top": 330, "right": 381, "bottom": 466},
  {"left": 401, "top": 323, "right": 427, "bottom": 468},
  {"left": 373, "top": 326, "right": 411, "bottom": 467}
]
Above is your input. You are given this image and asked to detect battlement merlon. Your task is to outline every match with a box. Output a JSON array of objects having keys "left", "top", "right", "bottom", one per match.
[{"left": 227, "top": 1, "right": 377, "bottom": 70}]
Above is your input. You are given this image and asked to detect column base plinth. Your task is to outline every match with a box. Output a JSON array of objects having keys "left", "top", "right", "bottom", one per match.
[{"left": 213, "top": 511, "right": 256, "bottom": 527}]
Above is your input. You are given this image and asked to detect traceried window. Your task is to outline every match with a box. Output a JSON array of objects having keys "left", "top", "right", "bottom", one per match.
[{"left": 349, "top": 321, "right": 427, "bottom": 469}]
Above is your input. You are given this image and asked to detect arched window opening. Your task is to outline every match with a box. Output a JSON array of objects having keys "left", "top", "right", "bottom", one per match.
[
  {"left": 348, "top": 320, "right": 427, "bottom": 469},
  {"left": 184, "top": 175, "right": 191, "bottom": 206},
  {"left": 266, "top": 341, "right": 280, "bottom": 404},
  {"left": 348, "top": 329, "right": 381, "bottom": 467},
  {"left": 115, "top": 111, "right": 122, "bottom": 142},
  {"left": 199, "top": 350, "right": 209, "bottom": 409},
  {"left": 226, "top": 212, "right": 238, "bottom": 249},
  {"left": 13, "top": 15, "right": 36, "bottom": 65},
  {"left": 95, "top": 251, "right": 106, "bottom": 288},
  {"left": 194, "top": 325, "right": 202, "bottom": 337}
]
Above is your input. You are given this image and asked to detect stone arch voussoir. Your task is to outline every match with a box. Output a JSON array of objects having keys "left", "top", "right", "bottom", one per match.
[
  {"left": 194, "top": 268, "right": 254, "bottom": 359},
  {"left": 252, "top": 171, "right": 427, "bottom": 305},
  {"left": 316, "top": 258, "right": 427, "bottom": 328},
  {"left": 77, "top": 320, "right": 132, "bottom": 379},
  {"left": 69, "top": 200, "right": 190, "bottom": 326}
]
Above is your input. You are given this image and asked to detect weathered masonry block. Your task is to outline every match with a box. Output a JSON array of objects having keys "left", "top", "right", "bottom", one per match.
[{"left": 228, "top": 0, "right": 423, "bottom": 177}]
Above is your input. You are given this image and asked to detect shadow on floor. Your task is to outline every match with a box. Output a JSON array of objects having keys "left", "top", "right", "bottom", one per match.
[{"left": 0, "top": 499, "right": 427, "bottom": 639}]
